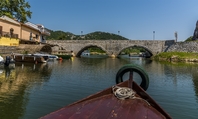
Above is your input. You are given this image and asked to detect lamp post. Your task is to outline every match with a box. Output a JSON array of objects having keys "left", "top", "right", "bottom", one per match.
[
  {"left": 174, "top": 31, "right": 178, "bottom": 42},
  {"left": 153, "top": 31, "right": 155, "bottom": 40},
  {"left": 118, "top": 31, "right": 120, "bottom": 35},
  {"left": 81, "top": 31, "right": 83, "bottom": 40},
  {"left": 118, "top": 31, "right": 120, "bottom": 40}
]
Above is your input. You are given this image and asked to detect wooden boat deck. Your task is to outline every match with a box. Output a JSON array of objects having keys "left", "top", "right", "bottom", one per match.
[{"left": 41, "top": 81, "right": 171, "bottom": 119}]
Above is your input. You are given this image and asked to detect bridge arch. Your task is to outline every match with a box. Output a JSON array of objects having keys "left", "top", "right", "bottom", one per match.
[
  {"left": 76, "top": 44, "right": 107, "bottom": 57},
  {"left": 47, "top": 40, "right": 175, "bottom": 57},
  {"left": 117, "top": 45, "right": 153, "bottom": 57}
]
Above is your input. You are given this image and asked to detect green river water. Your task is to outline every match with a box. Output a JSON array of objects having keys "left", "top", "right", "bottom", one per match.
[{"left": 0, "top": 57, "right": 197, "bottom": 119}]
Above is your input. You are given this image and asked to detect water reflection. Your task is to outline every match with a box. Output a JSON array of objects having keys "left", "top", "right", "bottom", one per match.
[
  {"left": 0, "top": 67, "right": 14, "bottom": 80},
  {"left": 192, "top": 67, "right": 198, "bottom": 102},
  {"left": 160, "top": 62, "right": 198, "bottom": 99},
  {"left": 0, "top": 62, "right": 53, "bottom": 119},
  {"left": 144, "top": 61, "right": 198, "bottom": 119},
  {"left": 0, "top": 58, "right": 198, "bottom": 119}
]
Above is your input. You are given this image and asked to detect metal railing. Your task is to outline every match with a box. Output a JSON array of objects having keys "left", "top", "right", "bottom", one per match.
[
  {"left": 40, "top": 28, "right": 50, "bottom": 36},
  {"left": 0, "top": 31, "right": 18, "bottom": 39}
]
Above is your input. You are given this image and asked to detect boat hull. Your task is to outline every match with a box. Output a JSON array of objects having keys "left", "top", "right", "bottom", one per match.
[{"left": 40, "top": 81, "right": 171, "bottom": 119}]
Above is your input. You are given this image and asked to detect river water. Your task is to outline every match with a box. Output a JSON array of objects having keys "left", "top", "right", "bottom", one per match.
[{"left": 0, "top": 57, "right": 198, "bottom": 119}]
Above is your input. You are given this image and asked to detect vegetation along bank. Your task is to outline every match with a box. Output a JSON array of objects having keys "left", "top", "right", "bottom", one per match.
[{"left": 153, "top": 52, "right": 198, "bottom": 62}]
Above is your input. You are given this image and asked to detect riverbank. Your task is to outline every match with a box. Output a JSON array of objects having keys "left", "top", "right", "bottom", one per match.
[{"left": 152, "top": 52, "right": 198, "bottom": 62}]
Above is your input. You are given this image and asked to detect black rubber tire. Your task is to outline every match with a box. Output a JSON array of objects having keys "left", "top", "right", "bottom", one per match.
[{"left": 116, "top": 64, "right": 149, "bottom": 91}]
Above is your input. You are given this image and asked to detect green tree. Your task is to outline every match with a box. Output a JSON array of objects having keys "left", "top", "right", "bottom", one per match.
[
  {"left": 0, "top": 0, "right": 32, "bottom": 23},
  {"left": 58, "top": 34, "right": 66, "bottom": 40},
  {"left": 46, "top": 30, "right": 129, "bottom": 40},
  {"left": 185, "top": 36, "right": 193, "bottom": 42}
]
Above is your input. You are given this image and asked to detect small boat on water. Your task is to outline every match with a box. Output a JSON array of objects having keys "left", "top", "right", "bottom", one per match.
[
  {"left": 81, "top": 50, "right": 90, "bottom": 56},
  {"left": 0, "top": 55, "right": 15, "bottom": 68},
  {"left": 34, "top": 53, "right": 62, "bottom": 61},
  {"left": 13, "top": 54, "right": 47, "bottom": 63},
  {"left": 40, "top": 64, "right": 172, "bottom": 119}
]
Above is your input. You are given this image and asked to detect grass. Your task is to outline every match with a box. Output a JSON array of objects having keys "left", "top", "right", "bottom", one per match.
[{"left": 153, "top": 52, "right": 198, "bottom": 62}]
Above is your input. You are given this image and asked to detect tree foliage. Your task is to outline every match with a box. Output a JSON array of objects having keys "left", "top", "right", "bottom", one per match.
[
  {"left": 47, "top": 30, "right": 75, "bottom": 40},
  {"left": 84, "top": 31, "right": 128, "bottom": 40},
  {"left": 0, "top": 0, "right": 32, "bottom": 23},
  {"left": 46, "top": 31, "right": 129, "bottom": 40},
  {"left": 185, "top": 36, "right": 193, "bottom": 42},
  {"left": 122, "top": 47, "right": 146, "bottom": 54}
]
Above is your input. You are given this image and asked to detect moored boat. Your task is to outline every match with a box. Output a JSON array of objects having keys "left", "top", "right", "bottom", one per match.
[
  {"left": 40, "top": 64, "right": 172, "bottom": 119},
  {"left": 13, "top": 54, "right": 47, "bottom": 63},
  {"left": 34, "top": 53, "right": 62, "bottom": 61},
  {"left": 0, "top": 55, "right": 15, "bottom": 68},
  {"left": 55, "top": 54, "right": 72, "bottom": 59},
  {"left": 81, "top": 50, "right": 90, "bottom": 56}
]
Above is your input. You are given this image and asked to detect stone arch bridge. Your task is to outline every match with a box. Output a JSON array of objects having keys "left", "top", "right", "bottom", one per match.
[{"left": 47, "top": 40, "right": 175, "bottom": 57}]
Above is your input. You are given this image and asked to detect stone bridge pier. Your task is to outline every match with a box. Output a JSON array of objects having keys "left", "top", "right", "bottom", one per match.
[{"left": 47, "top": 40, "right": 175, "bottom": 57}]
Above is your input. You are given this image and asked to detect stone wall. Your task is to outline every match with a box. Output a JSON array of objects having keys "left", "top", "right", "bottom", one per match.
[
  {"left": 0, "top": 46, "right": 17, "bottom": 58},
  {"left": 166, "top": 41, "right": 198, "bottom": 52},
  {"left": 0, "top": 44, "right": 52, "bottom": 58}
]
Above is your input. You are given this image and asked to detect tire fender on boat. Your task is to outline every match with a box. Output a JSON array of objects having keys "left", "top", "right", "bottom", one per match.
[{"left": 116, "top": 64, "right": 149, "bottom": 91}]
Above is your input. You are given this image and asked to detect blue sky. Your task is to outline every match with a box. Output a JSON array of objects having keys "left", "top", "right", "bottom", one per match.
[{"left": 27, "top": 0, "right": 198, "bottom": 41}]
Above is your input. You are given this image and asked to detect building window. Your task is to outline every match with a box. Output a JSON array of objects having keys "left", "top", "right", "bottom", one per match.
[
  {"left": 30, "top": 32, "right": 32, "bottom": 40},
  {"left": 42, "top": 36, "right": 45, "bottom": 41},
  {"left": 36, "top": 34, "right": 38, "bottom": 39}
]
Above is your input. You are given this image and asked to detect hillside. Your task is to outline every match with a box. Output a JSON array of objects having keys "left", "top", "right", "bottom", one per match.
[{"left": 46, "top": 31, "right": 129, "bottom": 40}]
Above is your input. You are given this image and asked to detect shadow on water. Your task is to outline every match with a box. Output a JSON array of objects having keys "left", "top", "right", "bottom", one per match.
[{"left": 0, "top": 62, "right": 53, "bottom": 119}]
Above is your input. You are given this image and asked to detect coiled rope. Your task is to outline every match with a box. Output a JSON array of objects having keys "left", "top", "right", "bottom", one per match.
[{"left": 112, "top": 85, "right": 150, "bottom": 106}]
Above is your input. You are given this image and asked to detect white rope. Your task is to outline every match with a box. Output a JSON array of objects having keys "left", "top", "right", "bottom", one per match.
[
  {"left": 112, "top": 85, "right": 150, "bottom": 106},
  {"left": 112, "top": 86, "right": 135, "bottom": 100}
]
